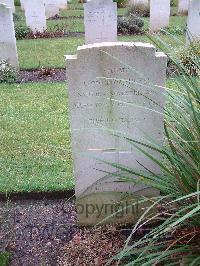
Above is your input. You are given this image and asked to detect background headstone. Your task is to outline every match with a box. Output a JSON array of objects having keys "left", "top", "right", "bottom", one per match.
[
  {"left": 150, "top": 0, "right": 170, "bottom": 32},
  {"left": 186, "top": 0, "right": 200, "bottom": 43},
  {"left": 20, "top": 0, "right": 25, "bottom": 10},
  {"left": 66, "top": 42, "right": 167, "bottom": 225},
  {"left": 58, "top": 0, "right": 68, "bottom": 9},
  {"left": 178, "top": 0, "right": 189, "bottom": 15},
  {"left": 84, "top": 0, "right": 117, "bottom": 44},
  {"left": 133, "top": 0, "right": 149, "bottom": 6},
  {"left": 24, "top": 0, "right": 46, "bottom": 33},
  {"left": 45, "top": 0, "right": 60, "bottom": 19},
  {"left": 0, "top": 4, "right": 19, "bottom": 69},
  {"left": 0, "top": 0, "right": 15, "bottom": 12}
]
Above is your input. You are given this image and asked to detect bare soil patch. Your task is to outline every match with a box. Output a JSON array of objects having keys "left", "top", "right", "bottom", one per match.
[
  {"left": 0, "top": 199, "right": 77, "bottom": 266},
  {"left": 16, "top": 69, "right": 66, "bottom": 83}
]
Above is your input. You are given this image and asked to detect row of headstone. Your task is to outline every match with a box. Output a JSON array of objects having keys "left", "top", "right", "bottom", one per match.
[
  {"left": 23, "top": 0, "right": 68, "bottom": 33},
  {"left": 0, "top": 0, "right": 67, "bottom": 33},
  {"left": 84, "top": 0, "right": 200, "bottom": 44},
  {"left": 1, "top": 0, "right": 68, "bottom": 14}
]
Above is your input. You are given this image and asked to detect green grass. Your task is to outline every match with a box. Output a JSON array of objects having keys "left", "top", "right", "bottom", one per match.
[
  {"left": 0, "top": 78, "right": 180, "bottom": 193},
  {"left": 17, "top": 37, "right": 84, "bottom": 69},
  {"left": 14, "top": 7, "right": 127, "bottom": 33},
  {"left": 14, "top": 1, "right": 187, "bottom": 70},
  {"left": 2, "top": 1, "right": 189, "bottom": 194},
  {"left": 0, "top": 82, "right": 74, "bottom": 193},
  {"left": 15, "top": 14, "right": 187, "bottom": 34},
  {"left": 15, "top": 5, "right": 127, "bottom": 18},
  {"left": 142, "top": 14, "right": 187, "bottom": 30},
  {"left": 0, "top": 252, "right": 10, "bottom": 266},
  {"left": 17, "top": 34, "right": 185, "bottom": 69},
  {"left": 14, "top": 2, "right": 187, "bottom": 70},
  {"left": 14, "top": 3, "right": 185, "bottom": 34}
]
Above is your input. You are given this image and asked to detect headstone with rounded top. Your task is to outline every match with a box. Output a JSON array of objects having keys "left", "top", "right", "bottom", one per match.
[{"left": 66, "top": 42, "right": 167, "bottom": 225}]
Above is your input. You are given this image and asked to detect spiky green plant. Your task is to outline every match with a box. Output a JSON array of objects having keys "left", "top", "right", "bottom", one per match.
[{"left": 99, "top": 36, "right": 200, "bottom": 265}]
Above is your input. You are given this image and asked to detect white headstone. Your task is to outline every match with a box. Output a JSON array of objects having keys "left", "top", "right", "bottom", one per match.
[
  {"left": 66, "top": 42, "right": 167, "bottom": 225},
  {"left": 84, "top": 0, "right": 117, "bottom": 44},
  {"left": 58, "top": 0, "right": 67, "bottom": 9},
  {"left": 45, "top": 0, "right": 60, "bottom": 19},
  {"left": 178, "top": 0, "right": 189, "bottom": 14},
  {"left": 24, "top": 0, "right": 46, "bottom": 33},
  {"left": 20, "top": 0, "right": 25, "bottom": 10},
  {"left": 150, "top": 0, "right": 170, "bottom": 32},
  {"left": 0, "top": 4, "right": 19, "bottom": 69},
  {"left": 186, "top": 0, "right": 200, "bottom": 43},
  {"left": 0, "top": 0, "right": 15, "bottom": 13},
  {"left": 134, "top": 0, "right": 148, "bottom": 6}
]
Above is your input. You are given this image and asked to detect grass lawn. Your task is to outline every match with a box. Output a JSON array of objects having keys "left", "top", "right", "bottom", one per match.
[
  {"left": 14, "top": 6, "right": 127, "bottom": 33},
  {"left": 17, "top": 34, "right": 185, "bottom": 69},
  {"left": 0, "top": 78, "right": 181, "bottom": 193},
  {"left": 0, "top": 252, "right": 10, "bottom": 266},
  {"left": 1, "top": 2, "right": 188, "bottom": 194},
  {"left": 17, "top": 37, "right": 84, "bottom": 69},
  {"left": 14, "top": 1, "right": 187, "bottom": 70},
  {"left": 15, "top": 13, "right": 187, "bottom": 34},
  {"left": 14, "top": 2, "right": 186, "bottom": 35},
  {"left": 0, "top": 82, "right": 73, "bottom": 193}
]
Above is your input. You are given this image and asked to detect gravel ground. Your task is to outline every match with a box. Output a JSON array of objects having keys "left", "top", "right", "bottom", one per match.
[
  {"left": 0, "top": 199, "right": 78, "bottom": 266},
  {"left": 58, "top": 226, "right": 125, "bottom": 266},
  {"left": 0, "top": 198, "right": 169, "bottom": 265},
  {"left": 0, "top": 198, "right": 127, "bottom": 266}
]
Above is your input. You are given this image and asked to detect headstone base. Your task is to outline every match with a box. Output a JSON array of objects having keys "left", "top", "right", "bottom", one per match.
[{"left": 77, "top": 190, "right": 159, "bottom": 226}]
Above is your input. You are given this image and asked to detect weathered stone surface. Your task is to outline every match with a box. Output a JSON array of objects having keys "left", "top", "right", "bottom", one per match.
[
  {"left": 84, "top": 0, "right": 117, "bottom": 44},
  {"left": 186, "top": 0, "right": 200, "bottom": 43},
  {"left": 0, "top": 3, "right": 19, "bottom": 69},
  {"left": 150, "top": 0, "right": 170, "bottom": 32},
  {"left": 178, "top": 0, "right": 189, "bottom": 15},
  {"left": 24, "top": 0, "right": 46, "bottom": 33},
  {"left": 133, "top": 0, "right": 149, "bottom": 6},
  {"left": 58, "top": 0, "right": 67, "bottom": 9},
  {"left": 45, "top": 0, "right": 60, "bottom": 19},
  {"left": 20, "top": 0, "right": 25, "bottom": 10},
  {"left": 0, "top": 0, "right": 15, "bottom": 13},
  {"left": 77, "top": 191, "right": 159, "bottom": 226},
  {"left": 66, "top": 42, "right": 167, "bottom": 225}
]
